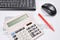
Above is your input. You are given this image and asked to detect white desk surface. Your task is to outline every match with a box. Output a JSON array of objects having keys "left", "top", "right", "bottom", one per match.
[{"left": 0, "top": 0, "right": 60, "bottom": 40}]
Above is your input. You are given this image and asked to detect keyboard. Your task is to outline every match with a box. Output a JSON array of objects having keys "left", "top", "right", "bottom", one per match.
[{"left": 0, "top": 0, "right": 36, "bottom": 10}]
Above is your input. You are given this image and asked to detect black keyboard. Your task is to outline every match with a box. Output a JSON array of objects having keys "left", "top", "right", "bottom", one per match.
[{"left": 0, "top": 0, "right": 36, "bottom": 10}]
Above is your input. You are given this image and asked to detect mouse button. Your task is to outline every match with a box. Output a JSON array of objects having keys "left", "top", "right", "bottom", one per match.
[
  {"left": 46, "top": 9, "right": 52, "bottom": 14},
  {"left": 49, "top": 6, "right": 57, "bottom": 14},
  {"left": 49, "top": 6, "right": 55, "bottom": 11},
  {"left": 43, "top": 7, "right": 51, "bottom": 15}
]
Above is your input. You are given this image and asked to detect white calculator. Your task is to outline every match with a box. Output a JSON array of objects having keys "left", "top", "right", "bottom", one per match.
[{"left": 4, "top": 13, "right": 43, "bottom": 40}]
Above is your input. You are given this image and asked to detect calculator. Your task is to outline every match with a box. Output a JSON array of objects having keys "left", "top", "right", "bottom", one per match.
[{"left": 4, "top": 13, "right": 43, "bottom": 40}]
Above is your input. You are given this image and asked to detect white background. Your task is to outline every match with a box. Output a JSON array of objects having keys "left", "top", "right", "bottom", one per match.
[{"left": 0, "top": 0, "right": 60, "bottom": 40}]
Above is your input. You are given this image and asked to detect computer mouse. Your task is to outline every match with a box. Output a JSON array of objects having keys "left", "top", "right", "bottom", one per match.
[{"left": 42, "top": 3, "right": 57, "bottom": 16}]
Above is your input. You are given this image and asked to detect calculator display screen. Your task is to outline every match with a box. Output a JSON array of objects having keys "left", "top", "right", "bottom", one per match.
[{"left": 7, "top": 14, "right": 28, "bottom": 27}]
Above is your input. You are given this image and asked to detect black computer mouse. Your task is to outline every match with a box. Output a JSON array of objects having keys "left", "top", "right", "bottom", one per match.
[{"left": 42, "top": 3, "right": 57, "bottom": 16}]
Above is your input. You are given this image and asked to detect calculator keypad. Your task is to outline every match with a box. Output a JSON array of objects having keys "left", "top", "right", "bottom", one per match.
[
  {"left": 27, "top": 24, "right": 42, "bottom": 38},
  {"left": 11, "top": 23, "right": 42, "bottom": 40}
]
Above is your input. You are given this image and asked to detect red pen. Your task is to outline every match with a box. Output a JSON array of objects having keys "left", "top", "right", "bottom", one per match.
[{"left": 38, "top": 13, "right": 55, "bottom": 31}]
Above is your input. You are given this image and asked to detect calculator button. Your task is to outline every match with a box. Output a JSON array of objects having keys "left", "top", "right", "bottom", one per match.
[
  {"left": 14, "top": 38, "right": 18, "bottom": 40},
  {"left": 26, "top": 22, "right": 32, "bottom": 26},
  {"left": 11, "top": 32, "right": 15, "bottom": 36},
  {"left": 30, "top": 32, "right": 36, "bottom": 38},
  {"left": 13, "top": 35, "right": 16, "bottom": 38}
]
